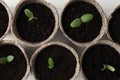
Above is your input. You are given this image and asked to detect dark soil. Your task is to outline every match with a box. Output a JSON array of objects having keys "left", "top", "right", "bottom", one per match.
[
  {"left": 0, "top": 44, "right": 27, "bottom": 80},
  {"left": 109, "top": 7, "right": 120, "bottom": 44},
  {"left": 82, "top": 44, "right": 120, "bottom": 80},
  {"left": 34, "top": 45, "right": 77, "bottom": 80},
  {"left": 16, "top": 3, "right": 55, "bottom": 42},
  {"left": 0, "top": 3, "right": 9, "bottom": 38},
  {"left": 62, "top": 1, "right": 102, "bottom": 42}
]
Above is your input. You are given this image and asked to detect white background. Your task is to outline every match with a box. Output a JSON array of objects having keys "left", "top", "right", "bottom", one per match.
[{"left": 3, "top": 0, "right": 120, "bottom": 80}]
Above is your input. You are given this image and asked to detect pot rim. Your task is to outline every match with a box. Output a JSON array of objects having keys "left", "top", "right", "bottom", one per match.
[
  {"left": 0, "top": 1, "right": 12, "bottom": 41},
  {"left": 80, "top": 40, "right": 120, "bottom": 80},
  {"left": 107, "top": 4, "right": 120, "bottom": 44},
  {"left": 0, "top": 40, "right": 30, "bottom": 80},
  {"left": 11, "top": 0, "right": 59, "bottom": 47},
  {"left": 59, "top": 0, "right": 107, "bottom": 47},
  {"left": 30, "top": 41, "right": 80, "bottom": 80}
]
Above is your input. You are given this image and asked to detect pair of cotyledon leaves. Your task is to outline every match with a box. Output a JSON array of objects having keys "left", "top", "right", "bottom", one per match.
[
  {"left": 71, "top": 14, "right": 93, "bottom": 28},
  {"left": 0, "top": 55, "right": 14, "bottom": 64},
  {"left": 24, "top": 9, "right": 38, "bottom": 21}
]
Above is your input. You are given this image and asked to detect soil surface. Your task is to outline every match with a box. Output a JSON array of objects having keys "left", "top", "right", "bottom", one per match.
[
  {"left": 0, "top": 44, "right": 27, "bottom": 80},
  {"left": 82, "top": 44, "right": 120, "bottom": 80},
  {"left": 109, "top": 7, "right": 120, "bottom": 44},
  {"left": 0, "top": 3, "right": 9, "bottom": 38},
  {"left": 34, "top": 45, "right": 77, "bottom": 80},
  {"left": 62, "top": 1, "right": 102, "bottom": 42},
  {"left": 16, "top": 3, "right": 55, "bottom": 43}
]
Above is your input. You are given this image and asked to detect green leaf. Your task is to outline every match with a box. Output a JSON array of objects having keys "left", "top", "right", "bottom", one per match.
[
  {"left": 81, "top": 14, "right": 93, "bottom": 23},
  {"left": 24, "top": 9, "right": 34, "bottom": 18},
  {"left": 101, "top": 64, "right": 116, "bottom": 72},
  {"left": 101, "top": 64, "right": 106, "bottom": 71},
  {"left": 0, "top": 55, "right": 14, "bottom": 64},
  {"left": 0, "top": 57, "right": 7, "bottom": 64},
  {"left": 24, "top": 9, "right": 38, "bottom": 21},
  {"left": 28, "top": 17, "right": 38, "bottom": 21},
  {"left": 107, "top": 65, "right": 115, "bottom": 72},
  {"left": 70, "top": 18, "right": 82, "bottom": 28},
  {"left": 7, "top": 55, "right": 14, "bottom": 62},
  {"left": 48, "top": 57, "right": 54, "bottom": 69}
]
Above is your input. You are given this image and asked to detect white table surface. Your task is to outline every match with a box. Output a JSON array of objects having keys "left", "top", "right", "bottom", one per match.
[{"left": 3, "top": 0, "right": 120, "bottom": 80}]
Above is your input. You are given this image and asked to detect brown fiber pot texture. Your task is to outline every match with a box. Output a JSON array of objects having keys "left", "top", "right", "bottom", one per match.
[
  {"left": 59, "top": 0, "right": 107, "bottom": 47},
  {"left": 107, "top": 4, "right": 120, "bottom": 45},
  {"left": 80, "top": 40, "right": 120, "bottom": 80},
  {"left": 0, "top": 0, "right": 12, "bottom": 41},
  {"left": 12, "top": 0, "right": 59, "bottom": 47},
  {"left": 30, "top": 42, "right": 80, "bottom": 80},
  {"left": 0, "top": 40, "right": 30, "bottom": 80}
]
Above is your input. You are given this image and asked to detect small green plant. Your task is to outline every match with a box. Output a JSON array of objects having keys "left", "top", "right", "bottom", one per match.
[
  {"left": 71, "top": 18, "right": 82, "bottom": 28},
  {"left": 24, "top": 9, "right": 38, "bottom": 21},
  {"left": 48, "top": 57, "right": 54, "bottom": 69},
  {"left": 0, "top": 55, "right": 14, "bottom": 64},
  {"left": 70, "top": 13, "right": 93, "bottom": 28},
  {"left": 101, "top": 64, "right": 115, "bottom": 72}
]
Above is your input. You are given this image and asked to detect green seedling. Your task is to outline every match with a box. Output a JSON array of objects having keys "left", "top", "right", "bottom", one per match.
[
  {"left": 24, "top": 9, "right": 38, "bottom": 21},
  {"left": 101, "top": 64, "right": 115, "bottom": 72},
  {"left": 107, "top": 64, "right": 115, "bottom": 72},
  {"left": 70, "top": 13, "right": 93, "bottom": 28},
  {"left": 0, "top": 55, "right": 14, "bottom": 64},
  {"left": 101, "top": 64, "right": 106, "bottom": 71},
  {"left": 70, "top": 18, "right": 82, "bottom": 28},
  {"left": 81, "top": 14, "right": 93, "bottom": 23},
  {"left": 48, "top": 57, "right": 54, "bottom": 69}
]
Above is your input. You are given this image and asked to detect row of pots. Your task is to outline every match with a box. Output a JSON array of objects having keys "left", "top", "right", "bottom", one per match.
[
  {"left": 1, "top": 0, "right": 120, "bottom": 47},
  {"left": 0, "top": 41, "right": 79, "bottom": 80},
  {"left": 0, "top": 0, "right": 120, "bottom": 80},
  {"left": 1, "top": 40, "right": 120, "bottom": 80}
]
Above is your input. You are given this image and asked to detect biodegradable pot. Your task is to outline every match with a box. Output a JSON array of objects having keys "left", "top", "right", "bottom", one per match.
[
  {"left": 0, "top": 1, "right": 11, "bottom": 41},
  {"left": 60, "top": 0, "right": 107, "bottom": 47},
  {"left": 0, "top": 40, "right": 30, "bottom": 80},
  {"left": 81, "top": 40, "right": 120, "bottom": 80},
  {"left": 12, "top": 0, "right": 59, "bottom": 47},
  {"left": 30, "top": 42, "right": 80, "bottom": 80},
  {"left": 108, "top": 4, "right": 120, "bottom": 45}
]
